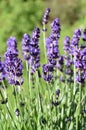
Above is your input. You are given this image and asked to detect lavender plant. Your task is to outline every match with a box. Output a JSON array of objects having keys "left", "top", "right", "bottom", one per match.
[{"left": 0, "top": 8, "right": 86, "bottom": 130}]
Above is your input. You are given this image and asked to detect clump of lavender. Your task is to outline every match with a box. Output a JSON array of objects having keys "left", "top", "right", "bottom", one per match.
[
  {"left": 0, "top": 56, "right": 5, "bottom": 82},
  {"left": 4, "top": 37, "right": 23, "bottom": 86}
]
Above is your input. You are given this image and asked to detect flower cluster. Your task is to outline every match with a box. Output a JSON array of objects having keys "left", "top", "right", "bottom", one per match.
[
  {"left": 4, "top": 37, "right": 23, "bottom": 85},
  {"left": 22, "top": 28, "right": 40, "bottom": 74},
  {"left": 42, "top": 18, "right": 61, "bottom": 82},
  {"left": 63, "top": 28, "right": 86, "bottom": 84}
]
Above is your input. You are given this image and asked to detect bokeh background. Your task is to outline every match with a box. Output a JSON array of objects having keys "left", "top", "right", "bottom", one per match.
[{"left": 0, "top": 0, "right": 86, "bottom": 55}]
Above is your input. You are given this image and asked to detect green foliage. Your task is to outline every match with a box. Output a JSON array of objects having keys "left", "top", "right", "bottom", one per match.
[
  {"left": 45, "top": 0, "right": 86, "bottom": 25},
  {"left": 0, "top": 0, "right": 44, "bottom": 53}
]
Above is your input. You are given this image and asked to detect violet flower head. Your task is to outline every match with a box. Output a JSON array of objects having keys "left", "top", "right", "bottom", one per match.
[
  {"left": 71, "top": 29, "right": 81, "bottom": 47},
  {"left": 82, "top": 29, "right": 86, "bottom": 41},
  {"left": 46, "top": 38, "right": 59, "bottom": 65},
  {"left": 31, "top": 27, "right": 40, "bottom": 46},
  {"left": 74, "top": 47, "right": 86, "bottom": 84},
  {"left": 56, "top": 56, "right": 64, "bottom": 72},
  {"left": 22, "top": 33, "right": 31, "bottom": 60},
  {"left": 46, "top": 18, "right": 60, "bottom": 65},
  {"left": 65, "top": 56, "right": 73, "bottom": 68},
  {"left": 76, "top": 74, "right": 85, "bottom": 84},
  {"left": 74, "top": 48, "right": 83, "bottom": 69},
  {"left": 0, "top": 56, "right": 5, "bottom": 81},
  {"left": 4, "top": 37, "right": 23, "bottom": 86},
  {"left": 28, "top": 27, "right": 40, "bottom": 74},
  {"left": 42, "top": 8, "right": 50, "bottom": 25},
  {"left": 42, "top": 63, "right": 54, "bottom": 82},
  {"left": 64, "top": 36, "right": 71, "bottom": 53},
  {"left": 81, "top": 48, "right": 86, "bottom": 70},
  {"left": 51, "top": 18, "right": 61, "bottom": 40},
  {"left": 7, "top": 37, "right": 17, "bottom": 48}
]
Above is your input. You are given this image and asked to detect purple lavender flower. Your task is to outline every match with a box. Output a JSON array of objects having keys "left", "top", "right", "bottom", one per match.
[
  {"left": 42, "top": 8, "right": 50, "bottom": 25},
  {"left": 4, "top": 37, "right": 23, "bottom": 86},
  {"left": 76, "top": 74, "right": 85, "bottom": 84},
  {"left": 71, "top": 29, "right": 81, "bottom": 47},
  {"left": 63, "top": 36, "right": 71, "bottom": 53},
  {"left": 82, "top": 29, "right": 86, "bottom": 41},
  {"left": 56, "top": 56, "right": 64, "bottom": 72},
  {"left": 22, "top": 33, "right": 31, "bottom": 60},
  {"left": 42, "top": 63, "right": 54, "bottom": 82},
  {"left": 46, "top": 18, "right": 60, "bottom": 65},
  {"left": 28, "top": 27, "right": 40, "bottom": 74},
  {"left": 74, "top": 48, "right": 84, "bottom": 69},
  {"left": 65, "top": 56, "right": 73, "bottom": 67},
  {"left": 74, "top": 47, "right": 86, "bottom": 84},
  {"left": 51, "top": 18, "right": 61, "bottom": 40},
  {"left": 31, "top": 27, "right": 40, "bottom": 45},
  {"left": 0, "top": 57, "right": 5, "bottom": 81},
  {"left": 42, "top": 18, "right": 61, "bottom": 82}
]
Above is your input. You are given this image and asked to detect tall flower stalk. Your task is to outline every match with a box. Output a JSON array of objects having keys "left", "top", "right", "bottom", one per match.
[
  {"left": 4, "top": 37, "right": 23, "bottom": 86},
  {"left": 42, "top": 8, "right": 50, "bottom": 62}
]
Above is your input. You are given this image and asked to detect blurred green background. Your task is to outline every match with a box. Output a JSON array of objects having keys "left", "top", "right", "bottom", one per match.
[{"left": 0, "top": 0, "right": 86, "bottom": 55}]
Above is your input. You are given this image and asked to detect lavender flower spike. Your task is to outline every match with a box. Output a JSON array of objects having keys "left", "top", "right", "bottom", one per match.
[
  {"left": 63, "top": 36, "right": 71, "bottom": 53},
  {"left": 42, "top": 8, "right": 50, "bottom": 25},
  {"left": 0, "top": 56, "right": 5, "bottom": 81},
  {"left": 42, "top": 63, "right": 53, "bottom": 82},
  {"left": 71, "top": 29, "right": 81, "bottom": 47},
  {"left": 46, "top": 18, "right": 60, "bottom": 65},
  {"left": 22, "top": 33, "right": 31, "bottom": 60},
  {"left": 28, "top": 27, "right": 40, "bottom": 74},
  {"left": 4, "top": 37, "right": 23, "bottom": 86}
]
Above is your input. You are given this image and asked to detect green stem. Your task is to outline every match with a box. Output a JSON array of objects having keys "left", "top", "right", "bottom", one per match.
[
  {"left": 6, "top": 105, "right": 18, "bottom": 129},
  {"left": 76, "top": 82, "right": 82, "bottom": 130},
  {"left": 43, "top": 24, "right": 47, "bottom": 63},
  {"left": 26, "top": 60, "right": 28, "bottom": 72},
  {"left": 29, "top": 64, "right": 31, "bottom": 99},
  {"left": 73, "top": 54, "right": 76, "bottom": 96},
  {"left": 26, "top": 61, "right": 30, "bottom": 95},
  {"left": 0, "top": 86, "right": 18, "bottom": 129}
]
